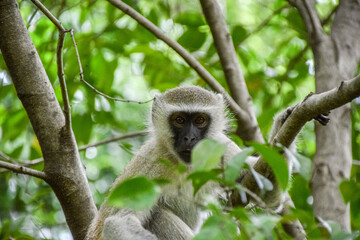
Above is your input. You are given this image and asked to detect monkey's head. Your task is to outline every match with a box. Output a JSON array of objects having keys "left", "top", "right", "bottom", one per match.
[{"left": 151, "top": 86, "right": 228, "bottom": 163}]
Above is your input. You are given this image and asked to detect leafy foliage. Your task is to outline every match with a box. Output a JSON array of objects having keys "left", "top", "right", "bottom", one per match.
[
  {"left": 250, "top": 142, "right": 289, "bottom": 191},
  {"left": 0, "top": 0, "right": 359, "bottom": 239},
  {"left": 107, "top": 176, "right": 161, "bottom": 210}
]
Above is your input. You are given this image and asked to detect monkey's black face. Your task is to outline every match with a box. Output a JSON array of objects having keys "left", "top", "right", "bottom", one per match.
[{"left": 169, "top": 112, "right": 210, "bottom": 163}]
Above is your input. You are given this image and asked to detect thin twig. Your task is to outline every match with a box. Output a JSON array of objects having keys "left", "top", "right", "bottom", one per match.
[
  {"left": 0, "top": 160, "right": 46, "bottom": 179},
  {"left": 78, "top": 130, "right": 148, "bottom": 151},
  {"left": 0, "top": 130, "right": 148, "bottom": 172},
  {"left": 30, "top": 0, "right": 65, "bottom": 31},
  {"left": 107, "top": 0, "right": 249, "bottom": 123},
  {"left": 30, "top": 0, "right": 72, "bottom": 128},
  {"left": 31, "top": 0, "right": 152, "bottom": 106},
  {"left": 240, "top": 73, "right": 360, "bottom": 196},
  {"left": 57, "top": 30, "right": 72, "bottom": 129},
  {"left": 26, "top": 8, "right": 39, "bottom": 29},
  {"left": 68, "top": 30, "right": 153, "bottom": 104},
  {"left": 303, "top": 0, "right": 323, "bottom": 40},
  {"left": 288, "top": 0, "right": 324, "bottom": 41},
  {"left": 321, "top": 5, "right": 338, "bottom": 26},
  {"left": 275, "top": 6, "right": 335, "bottom": 82},
  {"left": 237, "top": 4, "right": 290, "bottom": 46}
]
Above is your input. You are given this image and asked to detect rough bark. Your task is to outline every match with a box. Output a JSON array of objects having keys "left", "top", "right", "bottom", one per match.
[
  {"left": 199, "top": 0, "right": 263, "bottom": 143},
  {"left": 0, "top": 0, "right": 97, "bottom": 239},
  {"left": 290, "top": 0, "right": 360, "bottom": 231},
  {"left": 107, "top": 0, "right": 255, "bottom": 140},
  {"left": 311, "top": 1, "right": 360, "bottom": 231}
]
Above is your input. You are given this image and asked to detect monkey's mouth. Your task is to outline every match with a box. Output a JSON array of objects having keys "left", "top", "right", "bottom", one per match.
[
  {"left": 179, "top": 149, "right": 192, "bottom": 163},
  {"left": 181, "top": 149, "right": 192, "bottom": 155}
]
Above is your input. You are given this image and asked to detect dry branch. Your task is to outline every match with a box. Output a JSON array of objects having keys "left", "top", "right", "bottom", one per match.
[
  {"left": 0, "top": 130, "right": 148, "bottom": 172},
  {"left": 0, "top": 1, "right": 97, "bottom": 238},
  {"left": 106, "top": 0, "right": 251, "bottom": 127},
  {"left": 68, "top": 30, "right": 153, "bottom": 104},
  {"left": 199, "top": 0, "right": 263, "bottom": 143},
  {"left": 240, "top": 73, "right": 360, "bottom": 195},
  {"left": 288, "top": 0, "right": 324, "bottom": 41},
  {"left": 0, "top": 160, "right": 46, "bottom": 179}
]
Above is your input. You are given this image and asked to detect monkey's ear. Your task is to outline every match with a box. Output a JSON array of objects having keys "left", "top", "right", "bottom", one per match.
[
  {"left": 216, "top": 93, "right": 224, "bottom": 101},
  {"left": 153, "top": 93, "right": 161, "bottom": 101},
  {"left": 152, "top": 93, "right": 161, "bottom": 105},
  {"left": 151, "top": 93, "right": 162, "bottom": 113}
]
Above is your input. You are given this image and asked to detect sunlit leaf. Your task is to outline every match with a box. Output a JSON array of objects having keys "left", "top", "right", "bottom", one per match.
[
  {"left": 250, "top": 142, "right": 289, "bottom": 191},
  {"left": 193, "top": 214, "right": 238, "bottom": 240},
  {"left": 340, "top": 180, "right": 360, "bottom": 203},
  {"left": 107, "top": 176, "right": 161, "bottom": 210},
  {"left": 224, "top": 147, "right": 254, "bottom": 185},
  {"left": 191, "top": 139, "right": 226, "bottom": 171},
  {"left": 187, "top": 169, "right": 222, "bottom": 196}
]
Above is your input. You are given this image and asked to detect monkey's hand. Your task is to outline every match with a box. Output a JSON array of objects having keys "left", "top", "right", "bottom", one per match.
[{"left": 102, "top": 214, "right": 158, "bottom": 240}]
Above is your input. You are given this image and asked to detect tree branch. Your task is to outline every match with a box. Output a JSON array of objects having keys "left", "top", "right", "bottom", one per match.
[
  {"left": 0, "top": 1, "right": 96, "bottom": 238},
  {"left": 240, "top": 73, "right": 360, "bottom": 196},
  {"left": 106, "top": 0, "right": 251, "bottom": 129},
  {"left": 274, "top": 73, "right": 360, "bottom": 148},
  {"left": 30, "top": 0, "right": 72, "bottom": 128},
  {"left": 288, "top": 0, "right": 324, "bottom": 42},
  {"left": 0, "top": 130, "right": 148, "bottom": 172},
  {"left": 68, "top": 30, "right": 153, "bottom": 104},
  {"left": 0, "top": 160, "right": 46, "bottom": 179},
  {"left": 78, "top": 130, "right": 148, "bottom": 150},
  {"left": 199, "top": 0, "right": 263, "bottom": 143}
]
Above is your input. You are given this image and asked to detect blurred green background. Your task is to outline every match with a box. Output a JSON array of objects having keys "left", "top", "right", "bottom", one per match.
[{"left": 1, "top": 0, "right": 359, "bottom": 239}]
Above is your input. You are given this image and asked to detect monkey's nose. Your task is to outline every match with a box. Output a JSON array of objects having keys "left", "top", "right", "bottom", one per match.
[{"left": 184, "top": 136, "right": 196, "bottom": 144}]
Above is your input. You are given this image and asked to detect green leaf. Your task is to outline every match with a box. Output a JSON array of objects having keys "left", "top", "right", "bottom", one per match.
[
  {"left": 175, "top": 12, "right": 205, "bottom": 27},
  {"left": 231, "top": 25, "right": 247, "bottom": 46},
  {"left": 191, "top": 139, "right": 226, "bottom": 171},
  {"left": 224, "top": 147, "right": 254, "bottom": 185},
  {"left": 230, "top": 206, "right": 250, "bottom": 222},
  {"left": 340, "top": 180, "right": 360, "bottom": 203},
  {"left": 107, "top": 176, "right": 161, "bottom": 210},
  {"left": 250, "top": 142, "right": 289, "bottom": 191},
  {"left": 193, "top": 214, "right": 238, "bottom": 240},
  {"left": 293, "top": 152, "right": 312, "bottom": 181},
  {"left": 178, "top": 27, "right": 206, "bottom": 52},
  {"left": 187, "top": 169, "right": 222, "bottom": 196}
]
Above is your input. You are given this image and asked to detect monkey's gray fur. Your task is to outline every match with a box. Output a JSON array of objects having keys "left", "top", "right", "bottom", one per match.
[{"left": 85, "top": 86, "right": 291, "bottom": 240}]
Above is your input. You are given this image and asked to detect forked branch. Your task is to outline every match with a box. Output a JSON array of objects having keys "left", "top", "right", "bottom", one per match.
[
  {"left": 240, "top": 73, "right": 360, "bottom": 195},
  {"left": 107, "top": 0, "right": 251, "bottom": 129}
]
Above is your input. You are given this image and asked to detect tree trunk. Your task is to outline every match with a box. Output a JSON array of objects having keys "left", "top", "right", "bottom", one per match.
[
  {"left": 0, "top": 0, "right": 97, "bottom": 239},
  {"left": 311, "top": 0, "right": 360, "bottom": 230}
]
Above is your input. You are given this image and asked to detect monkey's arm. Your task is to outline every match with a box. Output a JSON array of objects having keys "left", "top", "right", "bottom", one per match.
[
  {"left": 145, "top": 206, "right": 194, "bottom": 240},
  {"left": 102, "top": 211, "right": 158, "bottom": 240}
]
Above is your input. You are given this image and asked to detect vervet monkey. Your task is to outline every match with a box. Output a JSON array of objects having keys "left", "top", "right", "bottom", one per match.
[{"left": 86, "top": 86, "right": 292, "bottom": 240}]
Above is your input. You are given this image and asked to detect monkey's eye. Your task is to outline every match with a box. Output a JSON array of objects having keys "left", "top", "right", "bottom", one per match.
[
  {"left": 175, "top": 116, "right": 185, "bottom": 124},
  {"left": 195, "top": 117, "right": 205, "bottom": 125},
  {"left": 194, "top": 113, "right": 209, "bottom": 127}
]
